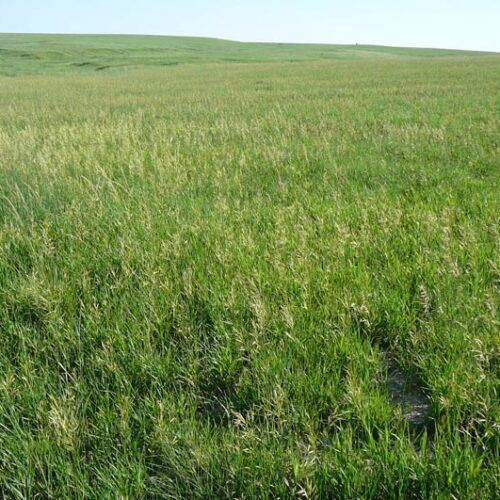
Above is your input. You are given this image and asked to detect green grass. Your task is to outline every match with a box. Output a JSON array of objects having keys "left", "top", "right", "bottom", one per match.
[
  {"left": 0, "top": 35, "right": 499, "bottom": 497},
  {"left": 0, "top": 33, "right": 496, "bottom": 75}
]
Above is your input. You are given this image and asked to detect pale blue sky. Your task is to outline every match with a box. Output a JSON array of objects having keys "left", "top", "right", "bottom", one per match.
[{"left": 1, "top": 0, "right": 499, "bottom": 51}]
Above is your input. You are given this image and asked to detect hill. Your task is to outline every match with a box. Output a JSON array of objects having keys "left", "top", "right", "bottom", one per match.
[{"left": 0, "top": 33, "right": 496, "bottom": 75}]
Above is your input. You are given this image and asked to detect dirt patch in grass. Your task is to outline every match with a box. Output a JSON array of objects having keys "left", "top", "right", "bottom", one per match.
[{"left": 386, "top": 352, "right": 431, "bottom": 428}]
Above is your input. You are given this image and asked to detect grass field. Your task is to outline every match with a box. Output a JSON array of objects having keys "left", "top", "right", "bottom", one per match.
[
  {"left": 0, "top": 34, "right": 499, "bottom": 497},
  {"left": 0, "top": 33, "right": 496, "bottom": 76}
]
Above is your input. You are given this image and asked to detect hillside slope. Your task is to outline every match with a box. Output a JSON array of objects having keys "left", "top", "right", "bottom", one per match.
[{"left": 0, "top": 33, "right": 496, "bottom": 75}]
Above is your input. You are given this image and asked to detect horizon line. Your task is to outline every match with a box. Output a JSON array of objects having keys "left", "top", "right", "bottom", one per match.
[{"left": 1, "top": 32, "right": 499, "bottom": 54}]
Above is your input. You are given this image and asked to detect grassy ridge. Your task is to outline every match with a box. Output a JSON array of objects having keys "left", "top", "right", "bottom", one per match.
[
  {"left": 0, "top": 37, "right": 499, "bottom": 497},
  {"left": 0, "top": 33, "right": 496, "bottom": 75}
]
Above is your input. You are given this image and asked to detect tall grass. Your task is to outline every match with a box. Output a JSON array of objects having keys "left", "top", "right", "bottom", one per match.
[{"left": 0, "top": 49, "right": 499, "bottom": 497}]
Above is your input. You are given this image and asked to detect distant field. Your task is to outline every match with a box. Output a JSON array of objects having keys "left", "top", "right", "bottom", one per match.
[
  {"left": 0, "top": 35, "right": 499, "bottom": 497},
  {"left": 0, "top": 33, "right": 497, "bottom": 75}
]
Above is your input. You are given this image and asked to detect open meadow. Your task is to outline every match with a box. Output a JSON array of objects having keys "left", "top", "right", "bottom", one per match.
[{"left": 0, "top": 35, "right": 499, "bottom": 497}]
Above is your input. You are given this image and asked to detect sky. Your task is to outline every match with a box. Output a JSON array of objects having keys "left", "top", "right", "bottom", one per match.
[{"left": 1, "top": 0, "right": 499, "bottom": 52}]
